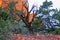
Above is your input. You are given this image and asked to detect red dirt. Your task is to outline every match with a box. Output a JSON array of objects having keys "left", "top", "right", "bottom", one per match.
[{"left": 8, "top": 34, "right": 60, "bottom": 40}]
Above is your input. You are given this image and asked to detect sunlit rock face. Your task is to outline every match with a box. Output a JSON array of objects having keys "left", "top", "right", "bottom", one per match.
[
  {"left": 15, "top": 0, "right": 28, "bottom": 16},
  {"left": 0, "top": 0, "right": 2, "bottom": 7},
  {"left": 0, "top": 0, "right": 28, "bottom": 16},
  {"left": 0, "top": 0, "right": 37, "bottom": 22},
  {"left": 16, "top": 0, "right": 28, "bottom": 16},
  {"left": 28, "top": 13, "right": 37, "bottom": 23}
]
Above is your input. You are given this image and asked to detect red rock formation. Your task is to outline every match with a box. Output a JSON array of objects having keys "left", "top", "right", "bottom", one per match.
[
  {"left": 0, "top": 0, "right": 2, "bottom": 7},
  {"left": 0, "top": 0, "right": 37, "bottom": 22}
]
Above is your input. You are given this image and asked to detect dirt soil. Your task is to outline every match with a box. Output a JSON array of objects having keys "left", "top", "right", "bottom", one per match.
[{"left": 8, "top": 34, "right": 60, "bottom": 40}]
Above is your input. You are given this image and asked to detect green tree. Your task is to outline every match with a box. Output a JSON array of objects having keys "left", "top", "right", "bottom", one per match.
[
  {"left": 0, "top": 2, "right": 22, "bottom": 34},
  {"left": 32, "top": 17, "right": 45, "bottom": 33},
  {"left": 37, "top": 0, "right": 60, "bottom": 34},
  {"left": 37, "top": 0, "right": 56, "bottom": 29}
]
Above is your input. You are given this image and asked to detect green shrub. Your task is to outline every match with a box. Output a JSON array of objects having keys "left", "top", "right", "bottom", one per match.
[{"left": 46, "top": 28, "right": 60, "bottom": 34}]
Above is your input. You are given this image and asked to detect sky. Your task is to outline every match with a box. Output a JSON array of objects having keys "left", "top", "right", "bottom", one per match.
[{"left": 28, "top": 0, "right": 60, "bottom": 11}]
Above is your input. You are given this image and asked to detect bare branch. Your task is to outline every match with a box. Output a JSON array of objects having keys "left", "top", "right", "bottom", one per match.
[{"left": 29, "top": 5, "right": 35, "bottom": 13}]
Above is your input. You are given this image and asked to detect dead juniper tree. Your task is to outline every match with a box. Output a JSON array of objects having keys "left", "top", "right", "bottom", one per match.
[{"left": 3, "top": 0, "right": 37, "bottom": 34}]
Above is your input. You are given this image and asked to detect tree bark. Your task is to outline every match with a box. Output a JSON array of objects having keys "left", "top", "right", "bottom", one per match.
[{"left": 27, "top": 24, "right": 34, "bottom": 34}]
